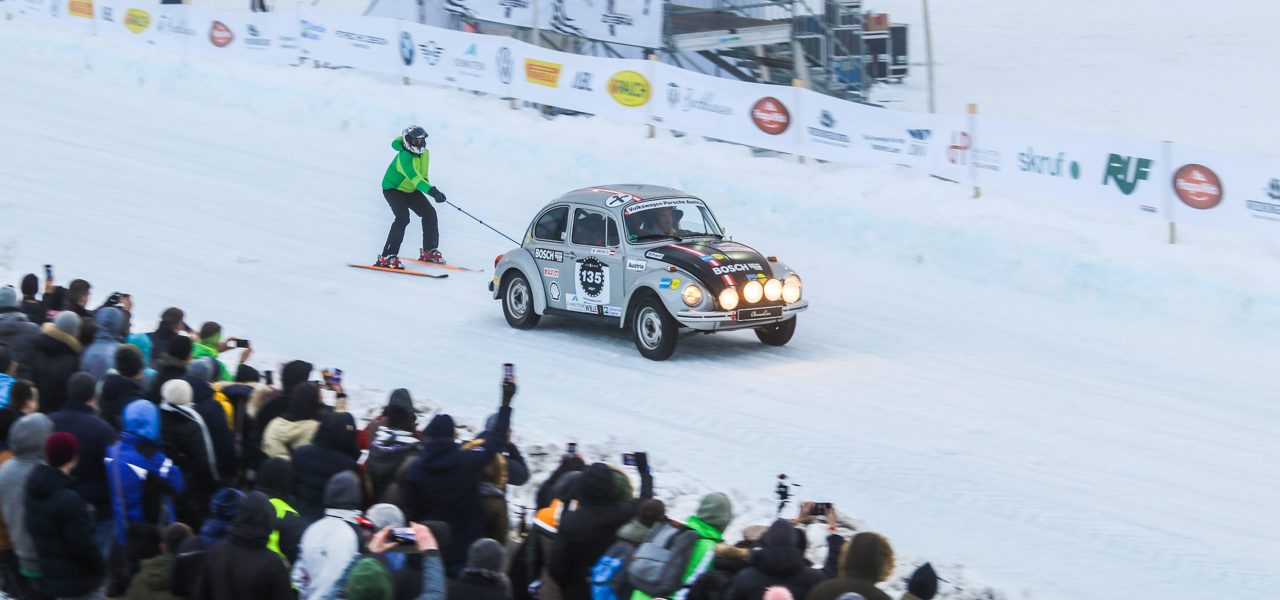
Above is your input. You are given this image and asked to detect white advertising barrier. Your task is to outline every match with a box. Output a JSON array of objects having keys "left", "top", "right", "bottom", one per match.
[
  {"left": 399, "top": 22, "right": 516, "bottom": 97},
  {"left": 511, "top": 42, "right": 654, "bottom": 124},
  {"left": 442, "top": 0, "right": 534, "bottom": 28},
  {"left": 184, "top": 8, "right": 292, "bottom": 65},
  {"left": 973, "top": 116, "right": 1167, "bottom": 218},
  {"left": 16, "top": 0, "right": 55, "bottom": 22},
  {"left": 541, "top": 0, "right": 662, "bottom": 48},
  {"left": 1165, "top": 145, "right": 1280, "bottom": 237},
  {"left": 648, "top": 62, "right": 801, "bottom": 155},
  {"left": 299, "top": 8, "right": 401, "bottom": 77},
  {"left": 95, "top": 0, "right": 192, "bottom": 51}
]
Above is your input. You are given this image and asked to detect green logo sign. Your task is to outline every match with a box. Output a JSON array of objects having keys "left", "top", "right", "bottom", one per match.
[{"left": 1102, "top": 154, "right": 1152, "bottom": 195}]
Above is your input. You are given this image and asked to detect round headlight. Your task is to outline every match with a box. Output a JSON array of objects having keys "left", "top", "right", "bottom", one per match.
[
  {"left": 782, "top": 275, "right": 802, "bottom": 304},
  {"left": 682, "top": 284, "right": 703, "bottom": 307},
  {"left": 718, "top": 287, "right": 739, "bottom": 311},
  {"left": 743, "top": 280, "right": 764, "bottom": 303},
  {"left": 763, "top": 278, "right": 783, "bottom": 302}
]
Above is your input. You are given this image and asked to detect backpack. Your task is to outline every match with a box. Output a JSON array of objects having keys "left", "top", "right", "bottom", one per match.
[
  {"left": 590, "top": 539, "right": 640, "bottom": 600},
  {"left": 625, "top": 522, "right": 703, "bottom": 597}
]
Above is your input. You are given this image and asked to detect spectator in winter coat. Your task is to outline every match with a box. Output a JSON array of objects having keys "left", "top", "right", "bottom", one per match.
[
  {"left": 0, "top": 413, "right": 52, "bottom": 592},
  {"left": 365, "top": 389, "right": 422, "bottom": 506},
  {"left": 326, "top": 523, "right": 448, "bottom": 600},
  {"left": 168, "top": 535, "right": 206, "bottom": 598},
  {"left": 192, "top": 491, "right": 294, "bottom": 600},
  {"left": 536, "top": 453, "right": 587, "bottom": 510},
  {"left": 292, "top": 411, "right": 360, "bottom": 522},
  {"left": 724, "top": 519, "right": 825, "bottom": 600},
  {"left": 105, "top": 400, "right": 185, "bottom": 549},
  {"left": 293, "top": 471, "right": 365, "bottom": 600},
  {"left": 159, "top": 379, "right": 219, "bottom": 528},
  {"left": 25, "top": 432, "right": 106, "bottom": 597},
  {"left": 50, "top": 371, "right": 118, "bottom": 556},
  {"left": 901, "top": 563, "right": 938, "bottom": 600},
  {"left": 3, "top": 379, "right": 38, "bottom": 418},
  {"left": 467, "top": 411, "right": 530, "bottom": 545},
  {"left": 81, "top": 306, "right": 125, "bottom": 381},
  {"left": 185, "top": 359, "right": 238, "bottom": 482},
  {"left": 401, "top": 392, "right": 512, "bottom": 576},
  {"left": 688, "top": 526, "right": 765, "bottom": 600},
  {"left": 189, "top": 323, "right": 237, "bottom": 382},
  {"left": 630, "top": 492, "right": 734, "bottom": 600},
  {"left": 145, "top": 308, "right": 187, "bottom": 371},
  {"left": 550, "top": 460, "right": 655, "bottom": 600},
  {"left": 0, "top": 286, "right": 40, "bottom": 381},
  {"left": 65, "top": 279, "right": 92, "bottom": 317},
  {"left": 245, "top": 359, "right": 311, "bottom": 470},
  {"left": 146, "top": 336, "right": 192, "bottom": 404},
  {"left": 449, "top": 538, "right": 512, "bottom": 600},
  {"left": 215, "top": 364, "right": 271, "bottom": 460},
  {"left": 253, "top": 457, "right": 305, "bottom": 563},
  {"left": 30, "top": 311, "right": 82, "bottom": 414},
  {"left": 18, "top": 275, "right": 47, "bottom": 326},
  {"left": 0, "top": 345, "right": 14, "bottom": 410},
  {"left": 590, "top": 499, "right": 666, "bottom": 600},
  {"left": 804, "top": 532, "right": 895, "bottom": 600},
  {"left": 99, "top": 345, "right": 147, "bottom": 430},
  {"left": 198, "top": 488, "right": 245, "bottom": 549},
  {"left": 261, "top": 381, "right": 323, "bottom": 461},
  {"left": 125, "top": 523, "right": 191, "bottom": 600}
]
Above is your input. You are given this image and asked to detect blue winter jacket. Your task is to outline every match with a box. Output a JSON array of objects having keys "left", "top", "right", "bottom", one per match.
[
  {"left": 80, "top": 307, "right": 124, "bottom": 381},
  {"left": 0, "top": 373, "right": 13, "bottom": 409},
  {"left": 105, "top": 400, "right": 185, "bottom": 543}
]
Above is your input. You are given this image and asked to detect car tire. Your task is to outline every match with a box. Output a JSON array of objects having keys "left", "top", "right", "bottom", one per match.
[
  {"left": 631, "top": 294, "right": 678, "bottom": 361},
  {"left": 501, "top": 271, "right": 541, "bottom": 330},
  {"left": 755, "top": 316, "right": 796, "bottom": 346}
]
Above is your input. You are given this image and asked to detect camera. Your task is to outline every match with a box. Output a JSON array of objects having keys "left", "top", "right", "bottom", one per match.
[
  {"left": 391, "top": 521, "right": 451, "bottom": 552},
  {"left": 263, "top": 370, "right": 274, "bottom": 386},
  {"left": 103, "top": 292, "right": 130, "bottom": 309},
  {"left": 808, "top": 502, "right": 832, "bottom": 517},
  {"left": 566, "top": 442, "right": 577, "bottom": 455}
]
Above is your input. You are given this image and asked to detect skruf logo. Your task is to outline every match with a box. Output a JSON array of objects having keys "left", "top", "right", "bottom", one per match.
[{"left": 1102, "top": 154, "right": 1153, "bottom": 196}]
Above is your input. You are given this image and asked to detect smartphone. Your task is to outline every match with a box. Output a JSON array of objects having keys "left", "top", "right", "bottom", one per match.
[
  {"left": 502, "top": 363, "right": 515, "bottom": 384},
  {"left": 623, "top": 453, "right": 636, "bottom": 466},
  {"left": 228, "top": 339, "right": 251, "bottom": 349},
  {"left": 263, "top": 370, "right": 274, "bottom": 386},
  {"left": 331, "top": 368, "right": 343, "bottom": 387},
  {"left": 43, "top": 264, "right": 53, "bottom": 280},
  {"left": 808, "top": 502, "right": 833, "bottom": 517},
  {"left": 567, "top": 442, "right": 578, "bottom": 454},
  {"left": 391, "top": 521, "right": 451, "bottom": 552},
  {"left": 391, "top": 527, "right": 416, "bottom": 544}
]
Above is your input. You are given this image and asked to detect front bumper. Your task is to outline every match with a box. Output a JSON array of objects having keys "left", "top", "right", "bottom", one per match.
[{"left": 675, "top": 299, "right": 808, "bottom": 331}]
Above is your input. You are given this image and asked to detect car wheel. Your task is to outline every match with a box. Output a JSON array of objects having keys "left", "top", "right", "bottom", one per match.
[
  {"left": 501, "top": 271, "right": 541, "bottom": 330},
  {"left": 632, "top": 294, "right": 678, "bottom": 361},
  {"left": 755, "top": 316, "right": 796, "bottom": 346}
]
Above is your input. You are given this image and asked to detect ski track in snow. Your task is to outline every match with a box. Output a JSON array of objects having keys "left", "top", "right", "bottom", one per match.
[{"left": 1, "top": 21, "right": 1278, "bottom": 600}]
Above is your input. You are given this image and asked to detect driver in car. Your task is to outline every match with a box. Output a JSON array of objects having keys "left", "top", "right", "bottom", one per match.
[{"left": 637, "top": 207, "right": 685, "bottom": 238}]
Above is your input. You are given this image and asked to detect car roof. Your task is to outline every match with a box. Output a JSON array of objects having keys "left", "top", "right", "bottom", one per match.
[{"left": 546, "top": 184, "right": 696, "bottom": 210}]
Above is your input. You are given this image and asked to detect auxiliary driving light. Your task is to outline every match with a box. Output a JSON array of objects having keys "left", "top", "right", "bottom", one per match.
[
  {"left": 764, "top": 278, "right": 783, "bottom": 302},
  {"left": 718, "top": 287, "right": 739, "bottom": 311},
  {"left": 743, "top": 280, "right": 764, "bottom": 304},
  {"left": 782, "top": 275, "right": 802, "bottom": 304}
]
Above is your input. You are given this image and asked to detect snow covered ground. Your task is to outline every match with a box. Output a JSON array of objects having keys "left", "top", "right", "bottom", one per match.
[{"left": 1, "top": 12, "right": 1278, "bottom": 600}]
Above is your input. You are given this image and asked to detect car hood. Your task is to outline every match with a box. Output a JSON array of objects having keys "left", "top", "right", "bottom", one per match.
[{"left": 641, "top": 240, "right": 775, "bottom": 294}]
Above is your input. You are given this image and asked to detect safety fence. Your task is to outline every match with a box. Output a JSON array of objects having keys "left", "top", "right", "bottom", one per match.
[{"left": 6, "top": 0, "right": 1280, "bottom": 241}]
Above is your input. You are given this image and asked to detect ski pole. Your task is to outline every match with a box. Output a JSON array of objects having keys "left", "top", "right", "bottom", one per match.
[{"left": 443, "top": 200, "right": 520, "bottom": 246}]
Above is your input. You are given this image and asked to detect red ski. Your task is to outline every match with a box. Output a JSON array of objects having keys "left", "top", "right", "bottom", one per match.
[
  {"left": 348, "top": 264, "right": 449, "bottom": 278},
  {"left": 400, "top": 257, "right": 479, "bottom": 273}
]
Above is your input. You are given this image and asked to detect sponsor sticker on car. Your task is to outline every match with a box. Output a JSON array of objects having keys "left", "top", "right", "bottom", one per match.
[
  {"left": 534, "top": 248, "right": 563, "bottom": 262},
  {"left": 543, "top": 267, "right": 560, "bottom": 277},
  {"left": 626, "top": 259, "right": 646, "bottom": 271},
  {"left": 602, "top": 306, "right": 623, "bottom": 317},
  {"left": 737, "top": 306, "right": 782, "bottom": 321},
  {"left": 575, "top": 258, "right": 610, "bottom": 305},
  {"left": 644, "top": 250, "right": 665, "bottom": 260}
]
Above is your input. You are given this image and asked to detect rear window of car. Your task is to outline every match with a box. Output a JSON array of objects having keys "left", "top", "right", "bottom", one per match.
[{"left": 533, "top": 206, "right": 569, "bottom": 242}]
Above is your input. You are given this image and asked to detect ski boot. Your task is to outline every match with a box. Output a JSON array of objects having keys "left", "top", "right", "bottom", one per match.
[
  {"left": 375, "top": 254, "right": 405, "bottom": 270},
  {"left": 420, "top": 248, "right": 445, "bottom": 264}
]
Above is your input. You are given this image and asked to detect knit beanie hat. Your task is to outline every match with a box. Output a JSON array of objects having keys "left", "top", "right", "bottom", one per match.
[
  {"left": 466, "top": 538, "right": 505, "bottom": 572},
  {"left": 53, "top": 311, "right": 81, "bottom": 337},
  {"left": 762, "top": 587, "right": 795, "bottom": 600},
  {"left": 423, "top": 413, "right": 455, "bottom": 438},
  {"left": 45, "top": 431, "right": 79, "bottom": 468},
  {"left": 20, "top": 275, "right": 38, "bottom": 297},
  {"left": 209, "top": 488, "right": 247, "bottom": 521},
  {"left": 0, "top": 286, "right": 17, "bottom": 308},
  {"left": 366, "top": 503, "right": 406, "bottom": 530},
  {"left": 344, "top": 558, "right": 393, "bottom": 600},
  {"left": 161, "top": 379, "right": 194, "bottom": 406},
  {"left": 186, "top": 358, "right": 214, "bottom": 384},
  {"left": 695, "top": 492, "right": 734, "bottom": 532}
]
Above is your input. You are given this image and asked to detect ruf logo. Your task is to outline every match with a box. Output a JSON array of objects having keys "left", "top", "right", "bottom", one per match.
[
  {"left": 947, "top": 131, "right": 971, "bottom": 165},
  {"left": 1102, "top": 154, "right": 1152, "bottom": 195}
]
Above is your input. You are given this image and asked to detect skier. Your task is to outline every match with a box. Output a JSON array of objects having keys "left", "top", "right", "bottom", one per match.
[{"left": 375, "top": 126, "right": 448, "bottom": 270}]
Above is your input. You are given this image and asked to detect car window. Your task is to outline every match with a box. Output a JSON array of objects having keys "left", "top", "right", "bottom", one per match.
[
  {"left": 571, "top": 208, "right": 608, "bottom": 247},
  {"left": 533, "top": 206, "right": 569, "bottom": 243},
  {"left": 606, "top": 217, "right": 620, "bottom": 247},
  {"left": 622, "top": 198, "right": 722, "bottom": 243}
]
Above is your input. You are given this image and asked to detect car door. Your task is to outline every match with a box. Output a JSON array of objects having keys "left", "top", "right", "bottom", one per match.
[
  {"left": 528, "top": 205, "right": 571, "bottom": 310},
  {"left": 565, "top": 206, "right": 625, "bottom": 318}
]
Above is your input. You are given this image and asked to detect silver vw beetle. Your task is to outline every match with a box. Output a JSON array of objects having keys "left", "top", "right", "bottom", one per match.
[{"left": 489, "top": 184, "right": 808, "bottom": 360}]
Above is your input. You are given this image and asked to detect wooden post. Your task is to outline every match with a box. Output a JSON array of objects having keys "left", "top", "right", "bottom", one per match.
[
  {"left": 647, "top": 55, "right": 658, "bottom": 139},
  {"left": 794, "top": 78, "right": 806, "bottom": 164},
  {"left": 923, "top": 0, "right": 937, "bottom": 114},
  {"left": 1162, "top": 140, "right": 1176, "bottom": 244},
  {"left": 967, "top": 103, "right": 980, "bottom": 198}
]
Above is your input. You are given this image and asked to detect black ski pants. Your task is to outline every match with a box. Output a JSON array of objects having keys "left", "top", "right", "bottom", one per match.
[{"left": 381, "top": 188, "right": 438, "bottom": 257}]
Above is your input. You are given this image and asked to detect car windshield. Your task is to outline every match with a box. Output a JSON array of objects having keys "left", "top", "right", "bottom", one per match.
[{"left": 622, "top": 198, "right": 722, "bottom": 243}]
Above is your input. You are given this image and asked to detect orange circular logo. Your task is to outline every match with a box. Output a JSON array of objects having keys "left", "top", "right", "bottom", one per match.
[
  {"left": 751, "top": 97, "right": 790, "bottom": 135},
  {"left": 1172, "top": 164, "right": 1223, "bottom": 210}
]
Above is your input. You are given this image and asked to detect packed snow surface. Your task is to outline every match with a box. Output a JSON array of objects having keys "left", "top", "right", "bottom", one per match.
[{"left": 1, "top": 8, "right": 1277, "bottom": 600}]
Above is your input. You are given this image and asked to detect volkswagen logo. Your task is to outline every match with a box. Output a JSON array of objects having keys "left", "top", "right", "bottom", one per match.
[
  {"left": 496, "top": 47, "right": 513, "bottom": 84},
  {"left": 400, "top": 31, "right": 415, "bottom": 66}
]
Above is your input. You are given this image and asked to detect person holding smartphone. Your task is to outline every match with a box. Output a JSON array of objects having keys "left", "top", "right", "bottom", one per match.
[{"left": 191, "top": 321, "right": 251, "bottom": 382}]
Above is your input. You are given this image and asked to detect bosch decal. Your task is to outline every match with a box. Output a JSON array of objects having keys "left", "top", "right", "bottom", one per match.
[{"left": 534, "top": 248, "right": 563, "bottom": 262}]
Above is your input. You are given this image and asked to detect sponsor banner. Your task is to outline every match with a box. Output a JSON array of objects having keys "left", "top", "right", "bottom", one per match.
[
  {"left": 442, "top": 0, "right": 534, "bottom": 29},
  {"left": 648, "top": 62, "right": 800, "bottom": 155},
  {"left": 848, "top": 106, "right": 950, "bottom": 172},
  {"left": 17, "top": 0, "right": 56, "bottom": 22},
  {"left": 509, "top": 42, "right": 652, "bottom": 123},
  {"left": 1166, "top": 145, "right": 1280, "bottom": 236},
  {"left": 399, "top": 21, "right": 514, "bottom": 97},
  {"left": 95, "top": 0, "right": 191, "bottom": 50},
  {"left": 299, "top": 8, "right": 401, "bottom": 77},
  {"left": 795, "top": 88, "right": 886, "bottom": 166},
  {"left": 186, "top": 8, "right": 290, "bottom": 64},
  {"left": 973, "top": 116, "right": 1165, "bottom": 217},
  {"left": 540, "top": 0, "right": 662, "bottom": 48}
]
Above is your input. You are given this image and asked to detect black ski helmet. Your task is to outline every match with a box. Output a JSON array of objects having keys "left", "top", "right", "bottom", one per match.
[{"left": 402, "top": 126, "right": 428, "bottom": 155}]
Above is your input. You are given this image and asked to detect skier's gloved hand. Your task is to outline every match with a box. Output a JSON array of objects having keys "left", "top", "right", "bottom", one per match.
[
  {"left": 428, "top": 186, "right": 447, "bottom": 203},
  {"left": 501, "top": 380, "right": 517, "bottom": 407}
]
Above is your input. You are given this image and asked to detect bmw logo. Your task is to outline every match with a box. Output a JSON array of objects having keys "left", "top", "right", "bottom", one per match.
[
  {"left": 400, "top": 31, "right": 414, "bottom": 66},
  {"left": 496, "top": 47, "right": 513, "bottom": 84}
]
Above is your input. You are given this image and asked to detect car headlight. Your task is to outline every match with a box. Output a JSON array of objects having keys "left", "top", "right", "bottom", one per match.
[
  {"left": 764, "top": 278, "right": 783, "bottom": 301},
  {"left": 682, "top": 284, "right": 703, "bottom": 307},
  {"left": 718, "top": 287, "right": 739, "bottom": 311},
  {"left": 743, "top": 280, "right": 764, "bottom": 303},
  {"left": 782, "top": 275, "right": 802, "bottom": 303}
]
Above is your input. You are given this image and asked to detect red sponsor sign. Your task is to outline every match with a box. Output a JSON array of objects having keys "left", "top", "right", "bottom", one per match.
[
  {"left": 210, "top": 21, "right": 234, "bottom": 48},
  {"left": 751, "top": 97, "right": 790, "bottom": 135},
  {"left": 1173, "top": 164, "right": 1223, "bottom": 210}
]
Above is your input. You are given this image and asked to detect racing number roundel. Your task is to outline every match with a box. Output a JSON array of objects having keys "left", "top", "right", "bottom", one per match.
[{"left": 576, "top": 258, "right": 610, "bottom": 304}]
